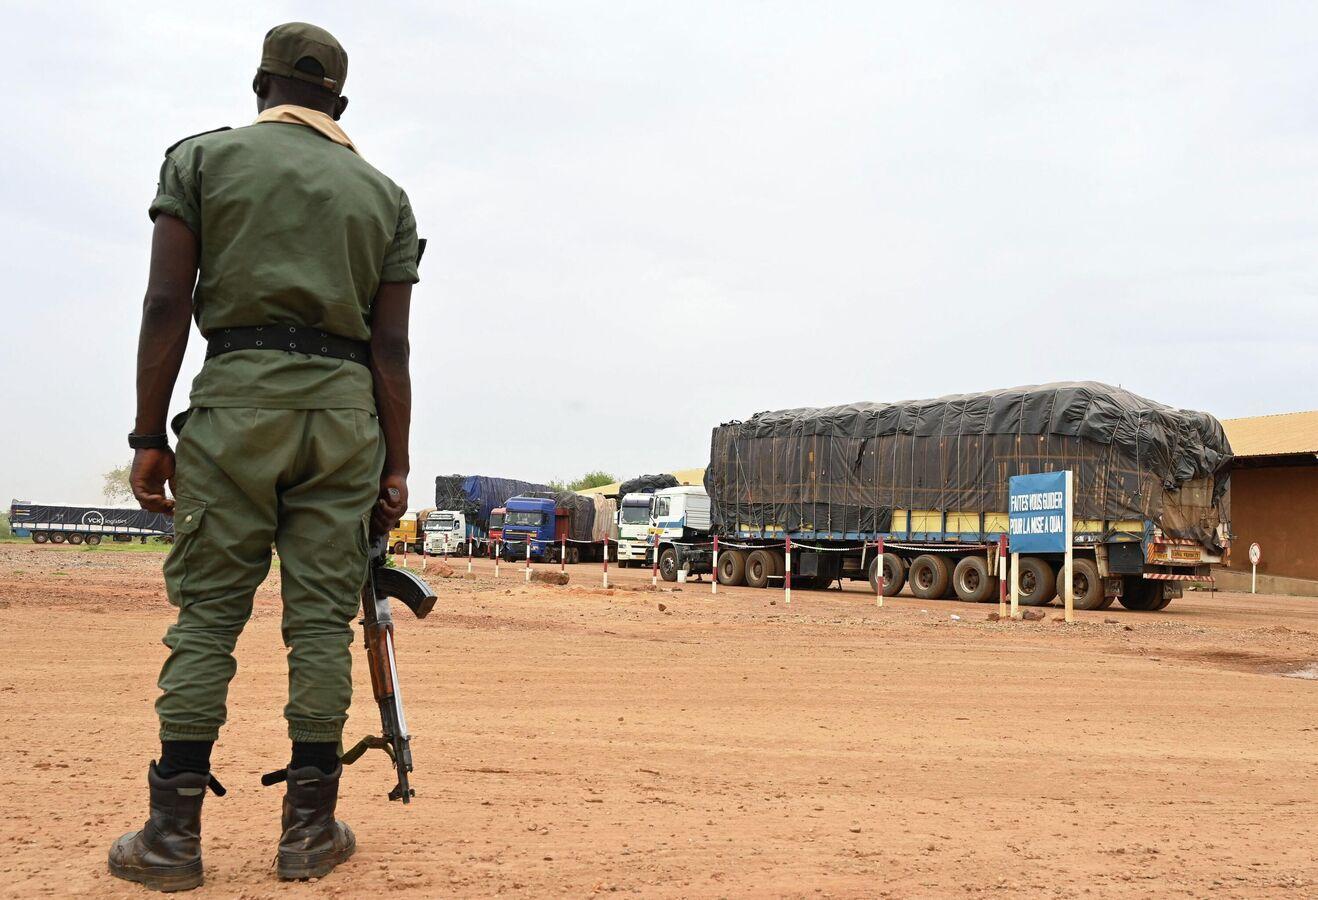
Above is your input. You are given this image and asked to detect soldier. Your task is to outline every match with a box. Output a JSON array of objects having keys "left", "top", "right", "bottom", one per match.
[{"left": 109, "top": 23, "right": 420, "bottom": 890}]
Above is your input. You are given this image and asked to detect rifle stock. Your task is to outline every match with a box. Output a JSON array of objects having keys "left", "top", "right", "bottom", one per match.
[{"left": 343, "top": 534, "right": 436, "bottom": 803}]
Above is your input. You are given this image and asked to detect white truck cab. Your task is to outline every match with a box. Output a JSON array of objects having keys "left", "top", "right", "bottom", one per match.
[
  {"left": 650, "top": 485, "right": 713, "bottom": 580},
  {"left": 616, "top": 492, "right": 654, "bottom": 567},
  {"left": 423, "top": 510, "right": 468, "bottom": 556}
]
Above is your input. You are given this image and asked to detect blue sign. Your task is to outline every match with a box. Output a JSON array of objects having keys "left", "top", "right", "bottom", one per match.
[{"left": 1008, "top": 471, "right": 1069, "bottom": 553}]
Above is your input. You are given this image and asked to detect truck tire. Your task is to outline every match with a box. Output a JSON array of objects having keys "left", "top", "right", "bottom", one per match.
[
  {"left": 867, "top": 553, "right": 906, "bottom": 596},
  {"left": 1154, "top": 591, "right": 1174, "bottom": 611},
  {"left": 568, "top": 546, "right": 581, "bottom": 565},
  {"left": 718, "top": 549, "right": 747, "bottom": 586},
  {"left": 390, "top": 541, "right": 404, "bottom": 554},
  {"left": 768, "top": 550, "right": 784, "bottom": 577},
  {"left": 1015, "top": 557, "right": 1056, "bottom": 606},
  {"left": 1118, "top": 577, "right": 1160, "bottom": 611},
  {"left": 32, "top": 532, "right": 49, "bottom": 544},
  {"left": 952, "top": 556, "right": 996, "bottom": 602},
  {"left": 659, "top": 547, "right": 679, "bottom": 582},
  {"left": 86, "top": 534, "right": 102, "bottom": 546},
  {"left": 68, "top": 533, "right": 85, "bottom": 545},
  {"left": 50, "top": 533, "right": 67, "bottom": 544},
  {"left": 745, "top": 550, "right": 775, "bottom": 588},
  {"left": 1066, "top": 559, "right": 1104, "bottom": 610},
  {"left": 908, "top": 554, "right": 951, "bottom": 600}
]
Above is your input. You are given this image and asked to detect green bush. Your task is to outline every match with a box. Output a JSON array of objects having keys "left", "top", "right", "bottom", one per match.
[{"left": 0, "top": 512, "right": 12, "bottom": 540}]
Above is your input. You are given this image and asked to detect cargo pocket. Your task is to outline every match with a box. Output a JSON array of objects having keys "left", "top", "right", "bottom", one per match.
[{"left": 163, "top": 497, "right": 207, "bottom": 607}]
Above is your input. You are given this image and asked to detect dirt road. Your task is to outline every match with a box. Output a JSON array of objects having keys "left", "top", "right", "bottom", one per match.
[{"left": 1, "top": 542, "right": 1315, "bottom": 897}]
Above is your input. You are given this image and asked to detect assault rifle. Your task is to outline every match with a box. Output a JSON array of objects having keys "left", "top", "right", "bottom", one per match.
[{"left": 341, "top": 533, "right": 436, "bottom": 802}]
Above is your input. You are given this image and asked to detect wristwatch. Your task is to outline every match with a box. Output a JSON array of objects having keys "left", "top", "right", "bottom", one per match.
[{"left": 128, "top": 432, "right": 170, "bottom": 450}]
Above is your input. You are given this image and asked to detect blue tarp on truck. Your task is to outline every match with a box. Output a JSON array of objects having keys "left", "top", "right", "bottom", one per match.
[{"left": 433, "top": 475, "right": 555, "bottom": 529}]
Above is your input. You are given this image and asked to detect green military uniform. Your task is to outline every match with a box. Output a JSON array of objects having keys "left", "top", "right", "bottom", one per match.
[{"left": 149, "top": 75, "right": 419, "bottom": 745}]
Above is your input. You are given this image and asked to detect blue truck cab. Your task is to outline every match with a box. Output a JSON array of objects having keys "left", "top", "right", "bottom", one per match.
[{"left": 500, "top": 494, "right": 561, "bottom": 561}]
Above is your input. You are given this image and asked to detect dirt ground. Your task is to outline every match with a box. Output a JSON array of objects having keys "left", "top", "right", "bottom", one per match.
[{"left": 1, "top": 541, "right": 1316, "bottom": 899}]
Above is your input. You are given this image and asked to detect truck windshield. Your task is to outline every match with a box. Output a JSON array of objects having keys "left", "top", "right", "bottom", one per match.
[
  {"left": 506, "top": 511, "right": 544, "bottom": 527},
  {"left": 490, "top": 512, "right": 504, "bottom": 529},
  {"left": 620, "top": 505, "right": 650, "bottom": 524},
  {"left": 426, "top": 518, "right": 455, "bottom": 532}
]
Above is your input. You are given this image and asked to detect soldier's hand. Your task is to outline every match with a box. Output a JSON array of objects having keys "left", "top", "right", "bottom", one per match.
[
  {"left": 372, "top": 472, "right": 408, "bottom": 537},
  {"left": 131, "top": 448, "right": 176, "bottom": 515}
]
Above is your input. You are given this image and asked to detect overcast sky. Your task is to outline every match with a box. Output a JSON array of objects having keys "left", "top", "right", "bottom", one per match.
[{"left": 2, "top": 2, "right": 1316, "bottom": 506}]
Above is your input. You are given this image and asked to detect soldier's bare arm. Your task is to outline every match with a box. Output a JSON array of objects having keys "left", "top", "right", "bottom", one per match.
[
  {"left": 369, "top": 281, "right": 413, "bottom": 535},
  {"left": 131, "top": 213, "right": 198, "bottom": 514}
]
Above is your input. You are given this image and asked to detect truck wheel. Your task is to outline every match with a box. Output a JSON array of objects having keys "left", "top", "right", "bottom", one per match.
[
  {"left": 68, "top": 533, "right": 85, "bottom": 545},
  {"left": 659, "top": 548, "right": 679, "bottom": 582},
  {"left": 32, "top": 532, "right": 49, "bottom": 544},
  {"left": 1154, "top": 590, "right": 1174, "bottom": 611},
  {"left": 718, "top": 549, "right": 747, "bottom": 586},
  {"left": 1118, "top": 577, "right": 1160, "bottom": 611},
  {"left": 768, "top": 550, "right": 785, "bottom": 577},
  {"left": 50, "top": 533, "right": 67, "bottom": 544},
  {"left": 390, "top": 541, "right": 404, "bottom": 554},
  {"left": 908, "top": 554, "right": 951, "bottom": 600},
  {"left": 85, "top": 534, "right": 102, "bottom": 545},
  {"left": 868, "top": 553, "right": 907, "bottom": 596},
  {"left": 1015, "top": 557, "right": 1056, "bottom": 606},
  {"left": 952, "top": 556, "right": 996, "bottom": 602},
  {"left": 745, "top": 550, "right": 775, "bottom": 588},
  {"left": 1066, "top": 559, "right": 1104, "bottom": 610},
  {"left": 568, "top": 546, "right": 581, "bottom": 565}
]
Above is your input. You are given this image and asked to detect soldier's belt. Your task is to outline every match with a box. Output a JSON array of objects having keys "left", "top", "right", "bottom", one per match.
[{"left": 205, "top": 326, "right": 369, "bottom": 366}]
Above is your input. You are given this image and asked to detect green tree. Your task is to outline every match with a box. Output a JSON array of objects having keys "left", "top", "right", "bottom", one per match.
[
  {"left": 0, "top": 511, "right": 12, "bottom": 540},
  {"left": 547, "top": 471, "right": 616, "bottom": 492},
  {"left": 103, "top": 461, "right": 134, "bottom": 503}
]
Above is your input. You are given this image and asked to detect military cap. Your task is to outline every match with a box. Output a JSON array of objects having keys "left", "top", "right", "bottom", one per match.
[{"left": 259, "top": 22, "right": 348, "bottom": 94}]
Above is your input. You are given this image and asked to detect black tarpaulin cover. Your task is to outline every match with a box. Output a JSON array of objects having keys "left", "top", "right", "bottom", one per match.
[
  {"left": 618, "top": 474, "right": 680, "bottom": 496},
  {"left": 704, "top": 382, "right": 1232, "bottom": 550},
  {"left": 552, "top": 491, "right": 597, "bottom": 543},
  {"left": 8, "top": 503, "right": 174, "bottom": 534},
  {"left": 433, "top": 475, "right": 554, "bottom": 529}
]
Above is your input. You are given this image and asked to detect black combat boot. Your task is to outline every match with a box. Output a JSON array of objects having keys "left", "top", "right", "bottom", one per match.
[
  {"left": 108, "top": 763, "right": 222, "bottom": 892},
  {"left": 276, "top": 764, "right": 356, "bottom": 880}
]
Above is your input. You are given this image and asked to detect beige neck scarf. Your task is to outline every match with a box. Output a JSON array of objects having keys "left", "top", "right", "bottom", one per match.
[{"left": 254, "top": 104, "right": 358, "bottom": 155}]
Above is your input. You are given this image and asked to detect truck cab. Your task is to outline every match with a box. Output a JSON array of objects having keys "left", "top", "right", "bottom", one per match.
[
  {"left": 423, "top": 510, "right": 467, "bottom": 556},
  {"left": 651, "top": 485, "right": 713, "bottom": 580},
  {"left": 388, "top": 513, "right": 419, "bottom": 555},
  {"left": 616, "top": 492, "right": 654, "bottom": 567},
  {"left": 501, "top": 495, "right": 560, "bottom": 561}
]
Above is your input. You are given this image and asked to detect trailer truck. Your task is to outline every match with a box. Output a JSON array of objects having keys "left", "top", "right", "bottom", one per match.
[
  {"left": 693, "top": 383, "right": 1232, "bottom": 612},
  {"left": 500, "top": 492, "right": 617, "bottom": 563},
  {"left": 432, "top": 475, "right": 555, "bottom": 557},
  {"left": 9, "top": 501, "right": 173, "bottom": 544}
]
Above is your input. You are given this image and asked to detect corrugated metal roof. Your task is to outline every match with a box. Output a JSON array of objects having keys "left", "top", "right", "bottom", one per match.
[
  {"left": 1222, "top": 410, "right": 1318, "bottom": 458},
  {"left": 578, "top": 468, "right": 707, "bottom": 496}
]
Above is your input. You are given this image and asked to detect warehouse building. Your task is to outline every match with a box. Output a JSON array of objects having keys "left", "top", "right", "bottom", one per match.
[{"left": 1218, "top": 410, "right": 1318, "bottom": 595}]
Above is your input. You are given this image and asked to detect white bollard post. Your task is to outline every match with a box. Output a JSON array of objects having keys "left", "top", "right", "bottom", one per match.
[
  {"left": 1063, "top": 470, "right": 1075, "bottom": 625},
  {"left": 997, "top": 535, "right": 1008, "bottom": 618},
  {"left": 875, "top": 537, "right": 884, "bottom": 608},
  {"left": 785, "top": 536, "right": 792, "bottom": 606},
  {"left": 602, "top": 537, "right": 610, "bottom": 588},
  {"left": 711, "top": 535, "right": 719, "bottom": 596},
  {"left": 1010, "top": 552, "right": 1021, "bottom": 620},
  {"left": 525, "top": 540, "right": 532, "bottom": 583},
  {"left": 651, "top": 534, "right": 660, "bottom": 587},
  {"left": 561, "top": 538, "right": 567, "bottom": 573},
  {"left": 495, "top": 542, "right": 501, "bottom": 579},
  {"left": 467, "top": 539, "right": 473, "bottom": 575}
]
